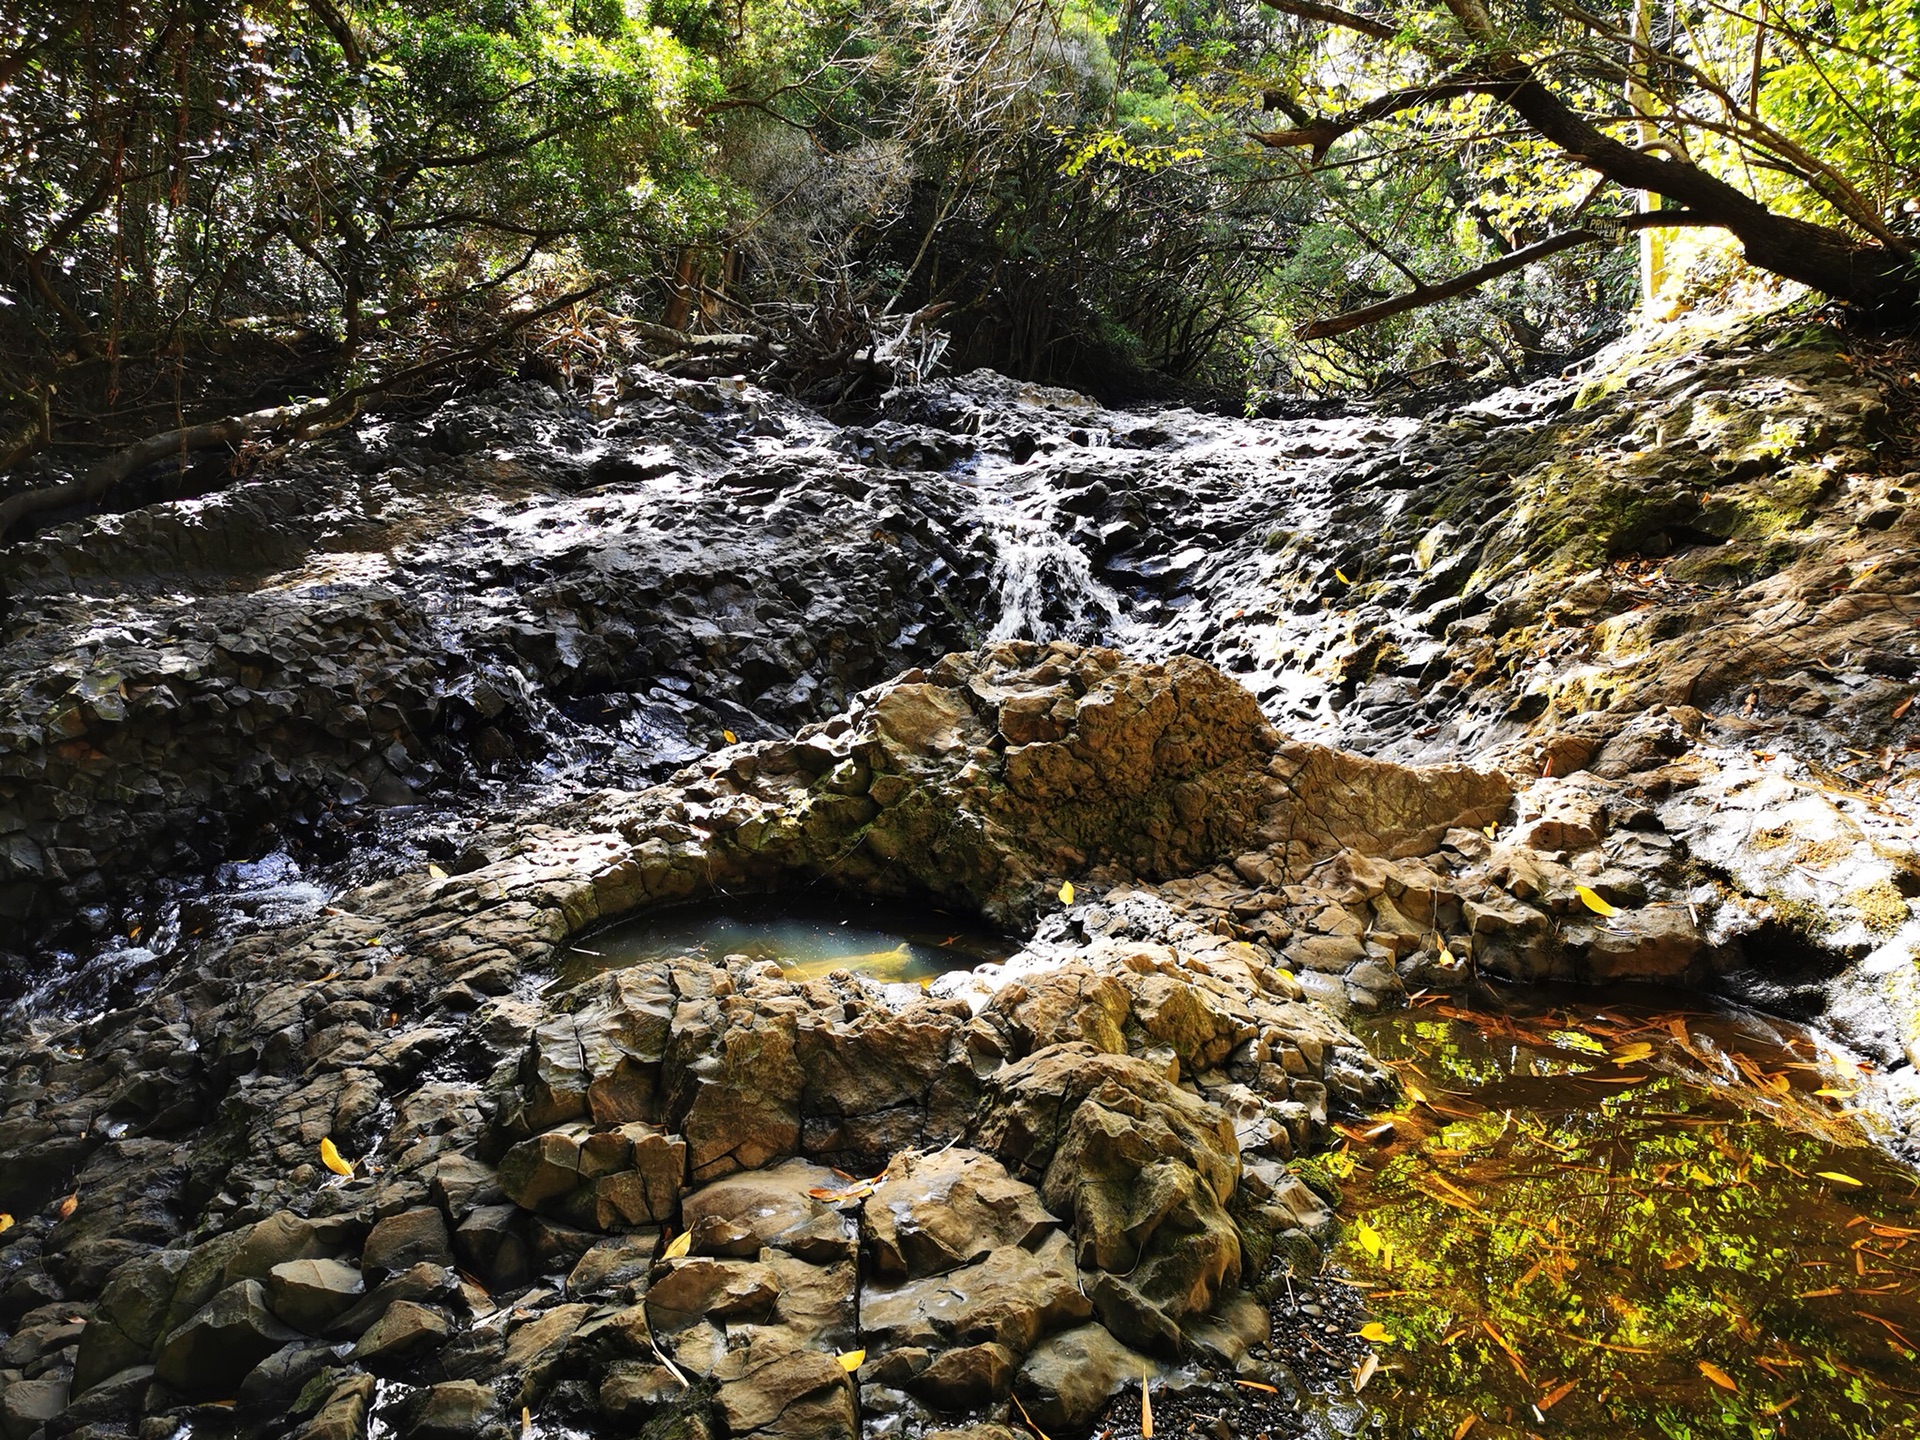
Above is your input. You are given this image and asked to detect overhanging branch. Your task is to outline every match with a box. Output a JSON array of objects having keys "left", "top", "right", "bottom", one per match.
[{"left": 1300, "top": 210, "right": 1716, "bottom": 339}]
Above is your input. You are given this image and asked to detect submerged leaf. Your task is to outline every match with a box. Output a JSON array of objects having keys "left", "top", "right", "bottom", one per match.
[
  {"left": 837, "top": 1349, "right": 865, "bottom": 1372},
  {"left": 1817, "top": 1171, "right": 1865, "bottom": 1187},
  {"left": 1698, "top": 1360, "right": 1739, "bottom": 1392},
  {"left": 319, "top": 1138, "right": 353, "bottom": 1177},
  {"left": 662, "top": 1230, "right": 693, "bottom": 1259},
  {"left": 1352, "top": 1352, "right": 1379, "bottom": 1393},
  {"left": 1451, "top": 1417, "right": 1478, "bottom": 1440},
  {"left": 1612, "top": 1041, "right": 1654, "bottom": 1065},
  {"left": 1538, "top": 1379, "right": 1577, "bottom": 1410},
  {"left": 1574, "top": 884, "right": 1618, "bottom": 917}
]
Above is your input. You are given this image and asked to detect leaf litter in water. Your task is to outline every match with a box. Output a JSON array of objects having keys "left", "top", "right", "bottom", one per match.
[{"left": 1331, "top": 987, "right": 1920, "bottom": 1440}]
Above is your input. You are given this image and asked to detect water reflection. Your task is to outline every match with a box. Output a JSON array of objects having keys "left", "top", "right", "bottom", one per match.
[
  {"left": 557, "top": 893, "right": 1018, "bottom": 988},
  {"left": 1337, "top": 988, "right": 1920, "bottom": 1439}
]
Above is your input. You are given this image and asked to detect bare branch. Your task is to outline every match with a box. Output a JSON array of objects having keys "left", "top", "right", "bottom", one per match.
[{"left": 1300, "top": 210, "right": 1716, "bottom": 339}]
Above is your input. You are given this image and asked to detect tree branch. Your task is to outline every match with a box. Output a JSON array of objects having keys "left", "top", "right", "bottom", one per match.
[
  {"left": 1252, "top": 76, "right": 1488, "bottom": 161},
  {"left": 1258, "top": 0, "right": 1400, "bottom": 42},
  {"left": 1300, "top": 210, "right": 1716, "bottom": 339}
]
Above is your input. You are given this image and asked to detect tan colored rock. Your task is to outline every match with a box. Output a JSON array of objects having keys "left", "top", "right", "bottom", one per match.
[
  {"left": 860, "top": 1148, "right": 1056, "bottom": 1280},
  {"left": 859, "top": 1230, "right": 1090, "bottom": 1354}
]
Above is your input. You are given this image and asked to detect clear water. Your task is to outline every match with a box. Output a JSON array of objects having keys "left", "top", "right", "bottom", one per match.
[
  {"left": 558, "top": 894, "right": 1019, "bottom": 988},
  {"left": 1334, "top": 989, "right": 1920, "bottom": 1439}
]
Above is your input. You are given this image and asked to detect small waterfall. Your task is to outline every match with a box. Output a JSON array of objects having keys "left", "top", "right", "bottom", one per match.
[{"left": 978, "top": 499, "right": 1138, "bottom": 647}]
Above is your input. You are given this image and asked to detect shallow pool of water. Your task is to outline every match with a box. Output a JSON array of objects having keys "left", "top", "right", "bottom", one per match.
[
  {"left": 558, "top": 893, "right": 1019, "bottom": 988},
  {"left": 1335, "top": 987, "right": 1920, "bottom": 1439}
]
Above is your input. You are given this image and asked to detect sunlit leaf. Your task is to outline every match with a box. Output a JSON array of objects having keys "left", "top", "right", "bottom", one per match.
[
  {"left": 1698, "top": 1360, "right": 1739, "bottom": 1392},
  {"left": 1058, "top": 880, "right": 1074, "bottom": 905},
  {"left": 1574, "top": 884, "right": 1618, "bottom": 917},
  {"left": 428, "top": 863, "right": 448, "bottom": 879},
  {"left": 1140, "top": 1375, "right": 1153, "bottom": 1438},
  {"left": 1358, "top": 1321, "right": 1394, "bottom": 1343},
  {"left": 1354, "top": 1216, "right": 1384, "bottom": 1259},
  {"left": 521, "top": 1406, "right": 532, "bottom": 1440},
  {"left": 319, "top": 1138, "right": 353, "bottom": 1177},
  {"left": 837, "top": 1349, "right": 865, "bottom": 1372},
  {"left": 1817, "top": 1171, "right": 1865, "bottom": 1187},
  {"left": 662, "top": 1229, "right": 693, "bottom": 1259},
  {"left": 1336, "top": 568, "right": 1351, "bottom": 584},
  {"left": 0, "top": 1212, "right": 10, "bottom": 1233},
  {"left": 723, "top": 730, "right": 737, "bottom": 744}
]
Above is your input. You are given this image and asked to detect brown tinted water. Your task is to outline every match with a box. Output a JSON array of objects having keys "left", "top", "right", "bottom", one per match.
[
  {"left": 557, "top": 894, "right": 1019, "bottom": 989},
  {"left": 1336, "top": 989, "right": 1920, "bottom": 1439}
]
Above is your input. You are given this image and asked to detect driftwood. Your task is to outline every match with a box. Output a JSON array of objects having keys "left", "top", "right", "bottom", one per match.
[
  {"left": 0, "top": 397, "right": 353, "bottom": 541},
  {"left": 0, "top": 279, "right": 610, "bottom": 543}
]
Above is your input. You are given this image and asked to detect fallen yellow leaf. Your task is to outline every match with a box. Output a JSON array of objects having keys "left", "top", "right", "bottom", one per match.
[
  {"left": 1404, "top": 1081, "right": 1429, "bottom": 1106},
  {"left": 1452, "top": 1417, "right": 1478, "bottom": 1440},
  {"left": 56, "top": 1193, "right": 78, "bottom": 1219},
  {"left": 1813, "top": 1088, "right": 1857, "bottom": 1099},
  {"left": 1574, "top": 884, "right": 1618, "bottom": 917},
  {"left": 662, "top": 1229, "right": 693, "bottom": 1259},
  {"left": 1539, "top": 1379, "right": 1577, "bottom": 1410},
  {"left": 521, "top": 1405, "right": 532, "bottom": 1440},
  {"left": 319, "top": 1138, "right": 354, "bottom": 1178},
  {"left": 1058, "top": 880, "right": 1074, "bottom": 905},
  {"left": 1612, "top": 1041, "right": 1654, "bottom": 1065},
  {"left": 1234, "top": 1380, "right": 1279, "bottom": 1394},
  {"left": 1482, "top": 821, "right": 1498, "bottom": 838},
  {"left": 1140, "top": 1375, "right": 1154, "bottom": 1439},
  {"left": 1698, "top": 1360, "right": 1739, "bottom": 1392},
  {"left": 1354, "top": 1216, "right": 1384, "bottom": 1260},
  {"left": 0, "top": 1213, "right": 12, "bottom": 1233},
  {"left": 837, "top": 1349, "right": 865, "bottom": 1372},
  {"left": 1336, "top": 568, "right": 1351, "bottom": 584},
  {"left": 428, "top": 863, "right": 448, "bottom": 880},
  {"left": 1358, "top": 1322, "right": 1394, "bottom": 1344},
  {"left": 723, "top": 730, "right": 737, "bottom": 744},
  {"left": 1817, "top": 1171, "right": 1865, "bottom": 1187}
]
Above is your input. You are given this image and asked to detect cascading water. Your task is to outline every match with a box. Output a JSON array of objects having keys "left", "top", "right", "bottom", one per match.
[{"left": 979, "top": 499, "right": 1137, "bottom": 645}]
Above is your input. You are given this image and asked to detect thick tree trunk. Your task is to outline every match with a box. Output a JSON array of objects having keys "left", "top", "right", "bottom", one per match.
[{"left": 0, "top": 398, "right": 346, "bottom": 541}]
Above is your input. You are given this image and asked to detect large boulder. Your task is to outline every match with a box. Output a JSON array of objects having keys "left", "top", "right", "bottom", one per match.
[
  {"left": 153, "top": 1279, "right": 303, "bottom": 1399},
  {"left": 974, "top": 1044, "right": 1242, "bottom": 1354}
]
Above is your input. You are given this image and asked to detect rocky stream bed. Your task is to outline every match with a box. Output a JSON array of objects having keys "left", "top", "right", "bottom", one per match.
[{"left": 4, "top": 313, "right": 1920, "bottom": 1440}]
